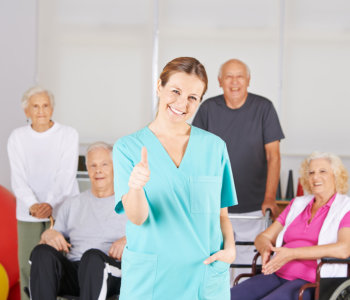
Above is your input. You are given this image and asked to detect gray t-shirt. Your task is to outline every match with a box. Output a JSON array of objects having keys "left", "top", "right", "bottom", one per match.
[
  {"left": 54, "top": 190, "right": 127, "bottom": 261},
  {"left": 193, "top": 93, "right": 284, "bottom": 213}
]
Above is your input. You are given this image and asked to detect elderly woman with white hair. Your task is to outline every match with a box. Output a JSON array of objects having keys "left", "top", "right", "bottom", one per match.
[
  {"left": 231, "top": 151, "right": 350, "bottom": 300},
  {"left": 7, "top": 86, "right": 79, "bottom": 299}
]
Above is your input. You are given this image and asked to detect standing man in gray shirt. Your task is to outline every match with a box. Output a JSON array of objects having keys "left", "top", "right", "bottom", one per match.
[
  {"left": 193, "top": 59, "right": 284, "bottom": 274},
  {"left": 29, "top": 142, "right": 127, "bottom": 300}
]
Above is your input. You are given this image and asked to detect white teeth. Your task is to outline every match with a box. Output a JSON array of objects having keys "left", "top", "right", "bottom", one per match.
[
  {"left": 169, "top": 106, "right": 184, "bottom": 115},
  {"left": 314, "top": 183, "right": 322, "bottom": 186}
]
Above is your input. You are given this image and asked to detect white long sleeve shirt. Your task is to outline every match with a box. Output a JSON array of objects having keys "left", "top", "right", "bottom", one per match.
[{"left": 7, "top": 122, "right": 80, "bottom": 222}]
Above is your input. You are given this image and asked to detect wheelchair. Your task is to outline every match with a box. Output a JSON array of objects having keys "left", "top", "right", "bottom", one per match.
[
  {"left": 233, "top": 252, "right": 350, "bottom": 300},
  {"left": 229, "top": 209, "right": 272, "bottom": 282},
  {"left": 25, "top": 216, "right": 121, "bottom": 299}
]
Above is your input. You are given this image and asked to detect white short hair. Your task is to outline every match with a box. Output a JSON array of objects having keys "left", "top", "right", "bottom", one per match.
[
  {"left": 21, "top": 86, "right": 55, "bottom": 110},
  {"left": 85, "top": 142, "right": 113, "bottom": 164}
]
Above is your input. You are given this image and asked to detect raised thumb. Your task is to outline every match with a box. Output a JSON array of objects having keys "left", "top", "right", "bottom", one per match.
[{"left": 141, "top": 146, "right": 148, "bottom": 167}]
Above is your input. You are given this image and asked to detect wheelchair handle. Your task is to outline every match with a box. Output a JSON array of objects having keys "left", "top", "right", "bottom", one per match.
[
  {"left": 49, "top": 216, "right": 54, "bottom": 229},
  {"left": 264, "top": 208, "right": 272, "bottom": 229}
]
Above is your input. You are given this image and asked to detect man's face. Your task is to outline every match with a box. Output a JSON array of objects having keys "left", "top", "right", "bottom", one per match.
[
  {"left": 218, "top": 61, "right": 250, "bottom": 104},
  {"left": 87, "top": 148, "right": 114, "bottom": 193}
]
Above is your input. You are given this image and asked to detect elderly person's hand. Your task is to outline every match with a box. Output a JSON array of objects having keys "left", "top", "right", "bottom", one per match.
[
  {"left": 255, "top": 220, "right": 284, "bottom": 267},
  {"left": 30, "top": 203, "right": 52, "bottom": 219},
  {"left": 262, "top": 246, "right": 294, "bottom": 275},
  {"left": 260, "top": 242, "right": 274, "bottom": 267},
  {"left": 40, "top": 229, "right": 71, "bottom": 253},
  {"left": 261, "top": 197, "right": 279, "bottom": 219},
  {"left": 108, "top": 236, "right": 127, "bottom": 260}
]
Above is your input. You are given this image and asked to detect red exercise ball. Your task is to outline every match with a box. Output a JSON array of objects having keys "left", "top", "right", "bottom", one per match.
[{"left": 0, "top": 185, "right": 20, "bottom": 299}]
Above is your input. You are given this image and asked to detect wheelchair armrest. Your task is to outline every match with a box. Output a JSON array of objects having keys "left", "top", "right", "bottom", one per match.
[
  {"left": 317, "top": 257, "right": 350, "bottom": 284},
  {"left": 298, "top": 282, "right": 318, "bottom": 300},
  {"left": 232, "top": 252, "right": 262, "bottom": 286},
  {"left": 321, "top": 257, "right": 350, "bottom": 264},
  {"left": 299, "top": 257, "right": 350, "bottom": 300},
  {"left": 233, "top": 272, "right": 256, "bottom": 286}
]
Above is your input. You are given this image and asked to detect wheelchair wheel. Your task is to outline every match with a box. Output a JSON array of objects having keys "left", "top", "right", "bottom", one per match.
[{"left": 329, "top": 279, "right": 350, "bottom": 300}]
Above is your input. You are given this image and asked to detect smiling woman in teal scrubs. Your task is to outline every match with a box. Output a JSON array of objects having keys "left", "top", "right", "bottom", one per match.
[{"left": 113, "top": 57, "right": 238, "bottom": 300}]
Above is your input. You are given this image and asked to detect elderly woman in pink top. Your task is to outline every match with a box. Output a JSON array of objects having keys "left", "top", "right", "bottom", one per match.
[{"left": 231, "top": 151, "right": 350, "bottom": 300}]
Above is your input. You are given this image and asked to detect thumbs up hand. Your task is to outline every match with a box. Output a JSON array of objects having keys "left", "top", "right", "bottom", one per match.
[{"left": 128, "top": 147, "right": 150, "bottom": 190}]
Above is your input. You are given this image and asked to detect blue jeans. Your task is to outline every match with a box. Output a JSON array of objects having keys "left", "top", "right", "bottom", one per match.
[{"left": 231, "top": 273, "right": 314, "bottom": 300}]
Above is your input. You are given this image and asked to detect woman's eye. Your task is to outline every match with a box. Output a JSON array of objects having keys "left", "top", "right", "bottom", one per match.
[
  {"left": 309, "top": 171, "right": 315, "bottom": 175},
  {"left": 172, "top": 90, "right": 180, "bottom": 95},
  {"left": 189, "top": 96, "right": 198, "bottom": 101}
]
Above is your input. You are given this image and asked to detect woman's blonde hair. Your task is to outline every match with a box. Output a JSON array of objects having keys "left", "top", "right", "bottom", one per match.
[{"left": 299, "top": 151, "right": 349, "bottom": 194}]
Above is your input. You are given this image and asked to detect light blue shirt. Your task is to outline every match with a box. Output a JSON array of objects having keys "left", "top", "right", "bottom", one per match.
[{"left": 113, "top": 126, "right": 237, "bottom": 300}]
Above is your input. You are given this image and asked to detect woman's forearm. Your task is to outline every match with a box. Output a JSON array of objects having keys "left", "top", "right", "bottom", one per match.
[
  {"left": 255, "top": 221, "right": 283, "bottom": 255},
  {"left": 220, "top": 208, "right": 236, "bottom": 264},
  {"left": 291, "top": 242, "right": 350, "bottom": 261},
  {"left": 283, "top": 227, "right": 350, "bottom": 261},
  {"left": 255, "top": 233, "right": 274, "bottom": 254},
  {"left": 122, "top": 188, "right": 149, "bottom": 225},
  {"left": 221, "top": 215, "right": 235, "bottom": 251}
]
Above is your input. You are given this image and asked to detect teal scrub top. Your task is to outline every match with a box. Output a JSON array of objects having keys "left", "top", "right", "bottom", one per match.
[{"left": 113, "top": 126, "right": 238, "bottom": 300}]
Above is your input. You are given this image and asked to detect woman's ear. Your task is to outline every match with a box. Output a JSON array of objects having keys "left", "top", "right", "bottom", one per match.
[
  {"left": 156, "top": 79, "right": 162, "bottom": 96},
  {"left": 24, "top": 107, "right": 30, "bottom": 119}
]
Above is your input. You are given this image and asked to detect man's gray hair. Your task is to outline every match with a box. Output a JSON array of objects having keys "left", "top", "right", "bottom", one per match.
[
  {"left": 85, "top": 142, "right": 113, "bottom": 164},
  {"left": 21, "top": 86, "right": 55, "bottom": 110},
  {"left": 218, "top": 59, "right": 251, "bottom": 79}
]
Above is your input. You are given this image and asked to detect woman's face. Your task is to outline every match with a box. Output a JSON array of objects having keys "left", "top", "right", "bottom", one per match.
[
  {"left": 308, "top": 158, "right": 336, "bottom": 197},
  {"left": 25, "top": 92, "right": 53, "bottom": 129},
  {"left": 157, "top": 72, "right": 205, "bottom": 124}
]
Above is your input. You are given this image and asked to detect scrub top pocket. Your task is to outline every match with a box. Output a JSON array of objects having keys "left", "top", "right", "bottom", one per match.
[
  {"left": 119, "top": 247, "right": 158, "bottom": 300},
  {"left": 202, "top": 260, "right": 230, "bottom": 300},
  {"left": 190, "top": 176, "right": 221, "bottom": 214}
]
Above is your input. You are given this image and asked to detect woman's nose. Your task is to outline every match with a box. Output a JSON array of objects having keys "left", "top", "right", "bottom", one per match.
[{"left": 176, "top": 95, "right": 188, "bottom": 107}]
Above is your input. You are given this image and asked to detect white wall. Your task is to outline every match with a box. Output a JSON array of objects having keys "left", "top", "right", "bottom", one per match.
[
  {"left": 158, "top": 0, "right": 350, "bottom": 195},
  {"left": 0, "top": 0, "right": 37, "bottom": 189},
  {"left": 2, "top": 0, "right": 350, "bottom": 195},
  {"left": 281, "top": 0, "right": 350, "bottom": 157},
  {"left": 37, "top": 0, "right": 154, "bottom": 145}
]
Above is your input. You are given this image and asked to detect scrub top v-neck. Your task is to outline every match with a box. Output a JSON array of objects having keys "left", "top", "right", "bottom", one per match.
[{"left": 113, "top": 126, "right": 237, "bottom": 300}]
